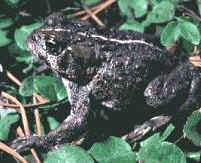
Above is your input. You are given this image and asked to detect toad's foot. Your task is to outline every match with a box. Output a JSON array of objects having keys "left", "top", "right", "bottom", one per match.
[
  {"left": 10, "top": 134, "right": 43, "bottom": 152},
  {"left": 10, "top": 111, "right": 89, "bottom": 152},
  {"left": 124, "top": 115, "right": 171, "bottom": 142}
]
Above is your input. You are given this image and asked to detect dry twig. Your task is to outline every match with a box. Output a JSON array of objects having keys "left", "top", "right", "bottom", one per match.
[
  {"left": 0, "top": 141, "right": 28, "bottom": 163},
  {"left": 189, "top": 56, "right": 201, "bottom": 67},
  {"left": 2, "top": 92, "right": 30, "bottom": 135},
  {"left": 81, "top": 1, "right": 105, "bottom": 27},
  {"left": 0, "top": 101, "right": 48, "bottom": 109},
  {"left": 73, "top": 0, "right": 116, "bottom": 26},
  {"left": 0, "top": 71, "right": 45, "bottom": 162},
  {"left": 1, "top": 92, "right": 41, "bottom": 163},
  {"left": 81, "top": 0, "right": 116, "bottom": 20}
]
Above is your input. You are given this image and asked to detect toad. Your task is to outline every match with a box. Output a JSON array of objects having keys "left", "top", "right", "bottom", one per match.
[{"left": 12, "top": 12, "right": 201, "bottom": 151}]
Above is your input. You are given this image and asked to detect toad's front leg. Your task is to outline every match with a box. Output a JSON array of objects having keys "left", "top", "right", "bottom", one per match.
[{"left": 11, "top": 106, "right": 90, "bottom": 152}]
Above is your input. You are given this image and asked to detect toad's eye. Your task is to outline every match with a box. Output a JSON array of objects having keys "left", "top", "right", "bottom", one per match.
[{"left": 45, "top": 40, "right": 63, "bottom": 55}]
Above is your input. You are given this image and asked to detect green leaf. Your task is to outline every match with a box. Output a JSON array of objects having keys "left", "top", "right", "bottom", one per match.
[
  {"left": 19, "top": 76, "right": 34, "bottom": 96},
  {"left": 119, "top": 20, "right": 144, "bottom": 32},
  {"left": 84, "top": 0, "right": 101, "bottom": 7},
  {"left": 4, "top": 0, "right": 21, "bottom": 6},
  {"left": 46, "top": 116, "right": 59, "bottom": 130},
  {"left": 14, "top": 22, "right": 43, "bottom": 51},
  {"left": 34, "top": 76, "right": 58, "bottom": 101},
  {"left": 8, "top": 43, "right": 34, "bottom": 63},
  {"left": 89, "top": 136, "right": 137, "bottom": 163},
  {"left": 150, "top": 0, "right": 180, "bottom": 6},
  {"left": 103, "top": 152, "right": 137, "bottom": 163},
  {"left": 34, "top": 75, "right": 67, "bottom": 101},
  {"left": 0, "top": 111, "right": 19, "bottom": 140},
  {"left": 178, "top": 21, "right": 200, "bottom": 45},
  {"left": 132, "top": 0, "right": 148, "bottom": 18},
  {"left": 118, "top": 0, "right": 148, "bottom": 18},
  {"left": 0, "top": 30, "right": 12, "bottom": 47},
  {"left": 146, "top": 1, "right": 175, "bottom": 24},
  {"left": 140, "top": 133, "right": 162, "bottom": 147},
  {"left": 138, "top": 142, "right": 186, "bottom": 163},
  {"left": 45, "top": 145, "right": 94, "bottom": 163},
  {"left": 161, "top": 124, "right": 175, "bottom": 141},
  {"left": 149, "top": 0, "right": 162, "bottom": 6},
  {"left": 0, "top": 18, "right": 14, "bottom": 29},
  {"left": 161, "top": 21, "right": 180, "bottom": 47},
  {"left": 20, "top": 75, "right": 67, "bottom": 100},
  {"left": 118, "top": 0, "right": 132, "bottom": 17},
  {"left": 138, "top": 126, "right": 186, "bottom": 162},
  {"left": 16, "top": 53, "right": 33, "bottom": 63},
  {"left": 183, "top": 111, "right": 201, "bottom": 146},
  {"left": 22, "top": 64, "right": 34, "bottom": 74},
  {"left": 181, "top": 39, "right": 194, "bottom": 54},
  {"left": 167, "top": 0, "right": 181, "bottom": 6}
]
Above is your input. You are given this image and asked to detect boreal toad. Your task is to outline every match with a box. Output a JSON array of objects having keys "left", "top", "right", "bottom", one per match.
[{"left": 12, "top": 12, "right": 201, "bottom": 151}]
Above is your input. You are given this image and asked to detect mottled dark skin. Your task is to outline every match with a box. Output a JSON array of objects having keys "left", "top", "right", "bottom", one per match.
[
  {"left": 145, "top": 61, "right": 201, "bottom": 112},
  {"left": 11, "top": 12, "right": 201, "bottom": 151}
]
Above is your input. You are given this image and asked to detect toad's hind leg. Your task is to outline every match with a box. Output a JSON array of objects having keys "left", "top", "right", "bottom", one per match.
[{"left": 144, "top": 62, "right": 201, "bottom": 113}]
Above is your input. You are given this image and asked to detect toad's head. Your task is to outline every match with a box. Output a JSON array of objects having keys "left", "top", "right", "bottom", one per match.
[{"left": 27, "top": 12, "right": 102, "bottom": 85}]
